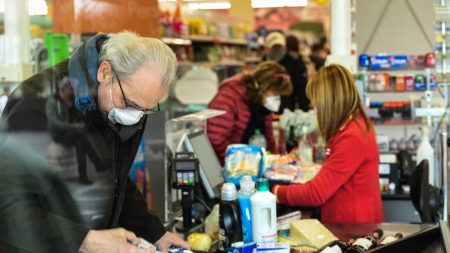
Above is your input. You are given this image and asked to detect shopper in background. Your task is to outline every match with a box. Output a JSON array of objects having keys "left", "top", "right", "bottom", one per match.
[
  {"left": 207, "top": 61, "right": 292, "bottom": 164},
  {"left": 0, "top": 32, "right": 189, "bottom": 253},
  {"left": 262, "top": 31, "right": 286, "bottom": 62},
  {"left": 273, "top": 64, "right": 384, "bottom": 223},
  {"left": 263, "top": 32, "right": 310, "bottom": 112},
  {"left": 277, "top": 35, "right": 309, "bottom": 112},
  {"left": 310, "top": 39, "right": 328, "bottom": 71}
]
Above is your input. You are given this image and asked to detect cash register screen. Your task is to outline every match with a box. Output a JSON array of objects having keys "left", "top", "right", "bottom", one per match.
[{"left": 186, "top": 130, "right": 224, "bottom": 198}]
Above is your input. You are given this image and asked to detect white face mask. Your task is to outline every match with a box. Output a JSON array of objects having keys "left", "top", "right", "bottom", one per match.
[
  {"left": 263, "top": 95, "right": 281, "bottom": 112},
  {"left": 107, "top": 79, "right": 144, "bottom": 125}
]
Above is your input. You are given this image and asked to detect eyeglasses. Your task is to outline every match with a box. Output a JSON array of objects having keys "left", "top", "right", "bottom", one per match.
[{"left": 113, "top": 69, "right": 160, "bottom": 115}]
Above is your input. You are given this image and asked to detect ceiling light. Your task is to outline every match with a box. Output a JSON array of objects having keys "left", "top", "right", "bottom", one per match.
[
  {"left": 0, "top": 0, "right": 48, "bottom": 16},
  {"left": 252, "top": 0, "right": 308, "bottom": 8},
  {"left": 188, "top": 2, "right": 231, "bottom": 10}
]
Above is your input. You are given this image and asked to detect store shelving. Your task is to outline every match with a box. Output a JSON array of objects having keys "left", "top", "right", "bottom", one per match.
[
  {"left": 177, "top": 60, "right": 245, "bottom": 67},
  {"left": 365, "top": 68, "right": 436, "bottom": 76},
  {"left": 161, "top": 36, "right": 248, "bottom": 46},
  {"left": 161, "top": 37, "right": 192, "bottom": 46}
]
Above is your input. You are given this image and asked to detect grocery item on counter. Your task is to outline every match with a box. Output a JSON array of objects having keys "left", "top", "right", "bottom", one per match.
[
  {"left": 286, "top": 125, "right": 299, "bottom": 153},
  {"left": 219, "top": 183, "right": 243, "bottom": 253},
  {"left": 224, "top": 144, "right": 264, "bottom": 186},
  {"left": 318, "top": 239, "right": 353, "bottom": 253},
  {"left": 249, "top": 129, "right": 268, "bottom": 149},
  {"left": 299, "top": 126, "right": 314, "bottom": 166},
  {"left": 187, "top": 233, "right": 213, "bottom": 252},
  {"left": 168, "top": 249, "right": 193, "bottom": 253},
  {"left": 289, "top": 219, "right": 338, "bottom": 250},
  {"left": 205, "top": 204, "right": 220, "bottom": 240},
  {"left": 379, "top": 233, "right": 403, "bottom": 245},
  {"left": 276, "top": 211, "right": 302, "bottom": 237},
  {"left": 279, "top": 109, "right": 318, "bottom": 139},
  {"left": 227, "top": 242, "right": 257, "bottom": 253},
  {"left": 251, "top": 178, "right": 277, "bottom": 243},
  {"left": 256, "top": 242, "right": 290, "bottom": 253},
  {"left": 238, "top": 176, "right": 255, "bottom": 243},
  {"left": 265, "top": 163, "right": 301, "bottom": 182},
  {"left": 344, "top": 229, "right": 383, "bottom": 253}
]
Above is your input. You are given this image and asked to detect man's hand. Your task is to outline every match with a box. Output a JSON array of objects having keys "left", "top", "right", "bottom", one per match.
[
  {"left": 154, "top": 232, "right": 190, "bottom": 253},
  {"left": 78, "top": 228, "right": 155, "bottom": 253}
]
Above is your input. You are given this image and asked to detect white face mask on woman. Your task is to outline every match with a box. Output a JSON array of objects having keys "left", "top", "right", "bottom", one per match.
[
  {"left": 107, "top": 78, "right": 144, "bottom": 125},
  {"left": 263, "top": 95, "right": 281, "bottom": 112}
]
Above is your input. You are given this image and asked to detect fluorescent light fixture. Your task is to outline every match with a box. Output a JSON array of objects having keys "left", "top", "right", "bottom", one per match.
[
  {"left": 188, "top": 2, "right": 231, "bottom": 10},
  {"left": 0, "top": 0, "right": 48, "bottom": 15},
  {"left": 252, "top": 0, "right": 308, "bottom": 8}
]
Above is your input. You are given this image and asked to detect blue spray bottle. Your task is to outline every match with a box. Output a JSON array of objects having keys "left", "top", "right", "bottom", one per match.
[{"left": 238, "top": 176, "right": 255, "bottom": 243}]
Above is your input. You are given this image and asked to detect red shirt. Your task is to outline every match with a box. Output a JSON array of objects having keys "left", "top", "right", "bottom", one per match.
[
  {"left": 275, "top": 116, "right": 384, "bottom": 223},
  {"left": 207, "top": 74, "right": 275, "bottom": 164}
]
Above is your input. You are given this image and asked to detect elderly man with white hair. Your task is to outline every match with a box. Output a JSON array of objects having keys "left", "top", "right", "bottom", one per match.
[{"left": 0, "top": 32, "right": 188, "bottom": 253}]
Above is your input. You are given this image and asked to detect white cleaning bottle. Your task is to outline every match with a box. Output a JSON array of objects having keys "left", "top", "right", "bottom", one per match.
[
  {"left": 416, "top": 126, "right": 435, "bottom": 186},
  {"left": 251, "top": 178, "right": 277, "bottom": 243}
]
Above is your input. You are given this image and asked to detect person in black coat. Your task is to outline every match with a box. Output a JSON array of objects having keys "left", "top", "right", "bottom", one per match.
[
  {"left": 0, "top": 32, "right": 188, "bottom": 253},
  {"left": 278, "top": 35, "right": 310, "bottom": 113}
]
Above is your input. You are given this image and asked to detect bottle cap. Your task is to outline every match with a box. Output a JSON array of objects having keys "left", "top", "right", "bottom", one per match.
[
  {"left": 240, "top": 176, "right": 255, "bottom": 193},
  {"left": 373, "top": 229, "right": 384, "bottom": 239},
  {"left": 221, "top": 183, "right": 237, "bottom": 201},
  {"left": 256, "top": 178, "right": 269, "bottom": 192},
  {"left": 255, "top": 129, "right": 261, "bottom": 135}
]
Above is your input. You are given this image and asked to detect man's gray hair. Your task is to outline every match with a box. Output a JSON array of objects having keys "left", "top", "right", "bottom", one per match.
[{"left": 99, "top": 31, "right": 177, "bottom": 86}]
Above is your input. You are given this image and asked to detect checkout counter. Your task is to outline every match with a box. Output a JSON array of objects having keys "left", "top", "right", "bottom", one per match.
[{"left": 163, "top": 111, "right": 449, "bottom": 253}]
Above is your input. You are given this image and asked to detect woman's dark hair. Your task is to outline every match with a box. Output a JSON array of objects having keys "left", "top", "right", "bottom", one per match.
[{"left": 243, "top": 61, "right": 293, "bottom": 104}]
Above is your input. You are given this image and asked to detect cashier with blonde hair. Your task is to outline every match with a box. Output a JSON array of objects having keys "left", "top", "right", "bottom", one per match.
[{"left": 273, "top": 64, "right": 384, "bottom": 223}]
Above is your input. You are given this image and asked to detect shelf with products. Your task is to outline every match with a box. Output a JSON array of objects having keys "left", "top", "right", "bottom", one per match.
[
  {"left": 177, "top": 60, "right": 245, "bottom": 67},
  {"left": 357, "top": 53, "right": 437, "bottom": 93},
  {"left": 161, "top": 36, "right": 249, "bottom": 46}
]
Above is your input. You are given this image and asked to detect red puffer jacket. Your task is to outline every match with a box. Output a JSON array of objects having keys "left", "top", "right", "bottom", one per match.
[
  {"left": 207, "top": 74, "right": 275, "bottom": 164},
  {"left": 275, "top": 116, "right": 384, "bottom": 223}
]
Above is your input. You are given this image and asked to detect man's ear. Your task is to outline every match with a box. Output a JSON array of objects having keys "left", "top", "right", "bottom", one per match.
[{"left": 97, "top": 61, "right": 113, "bottom": 85}]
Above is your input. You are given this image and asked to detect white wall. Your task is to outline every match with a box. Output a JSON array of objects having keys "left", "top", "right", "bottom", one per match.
[{"left": 355, "top": 0, "right": 435, "bottom": 55}]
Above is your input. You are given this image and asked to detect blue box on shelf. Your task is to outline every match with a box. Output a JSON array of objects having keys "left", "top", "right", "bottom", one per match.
[{"left": 369, "top": 55, "right": 408, "bottom": 70}]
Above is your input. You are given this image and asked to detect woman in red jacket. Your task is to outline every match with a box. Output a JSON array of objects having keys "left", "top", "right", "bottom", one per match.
[
  {"left": 207, "top": 61, "right": 292, "bottom": 164},
  {"left": 273, "top": 64, "right": 384, "bottom": 223}
]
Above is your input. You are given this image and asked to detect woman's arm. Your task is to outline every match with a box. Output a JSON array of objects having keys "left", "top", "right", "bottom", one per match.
[{"left": 275, "top": 134, "right": 367, "bottom": 206}]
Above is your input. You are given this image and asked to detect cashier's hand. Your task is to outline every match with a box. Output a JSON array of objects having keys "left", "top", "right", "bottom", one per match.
[
  {"left": 78, "top": 228, "right": 155, "bottom": 253},
  {"left": 154, "top": 231, "right": 190, "bottom": 253}
]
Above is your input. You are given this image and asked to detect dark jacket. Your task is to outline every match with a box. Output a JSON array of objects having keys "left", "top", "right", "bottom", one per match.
[
  {"left": 278, "top": 52, "right": 310, "bottom": 112},
  {"left": 0, "top": 61, "right": 166, "bottom": 252}
]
